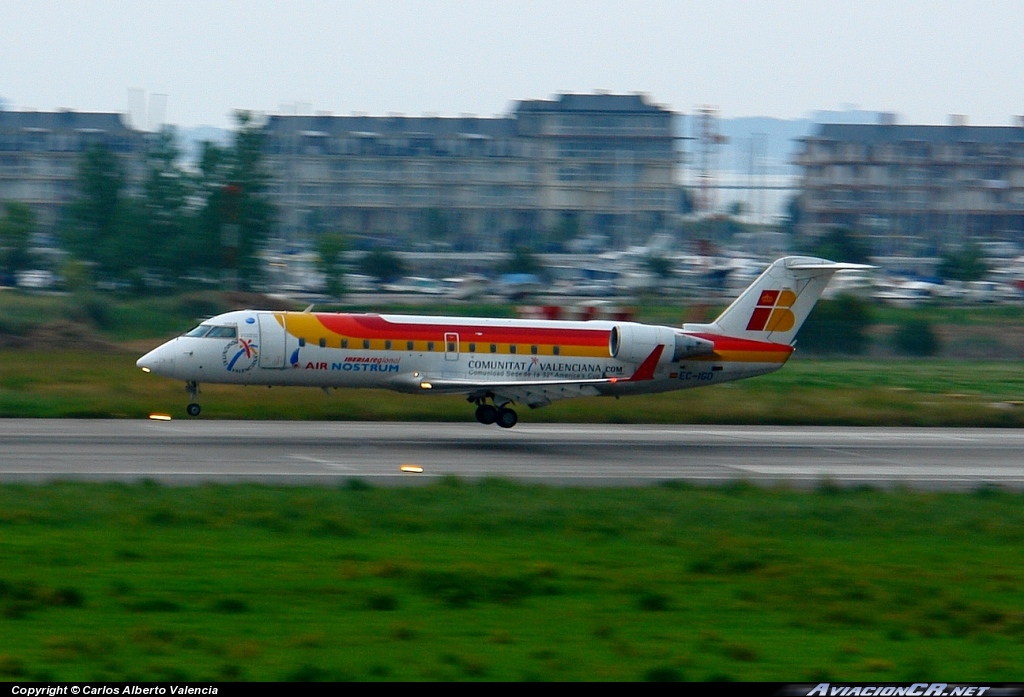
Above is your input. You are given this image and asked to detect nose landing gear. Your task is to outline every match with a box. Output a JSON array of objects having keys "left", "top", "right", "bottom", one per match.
[{"left": 185, "top": 381, "right": 201, "bottom": 417}]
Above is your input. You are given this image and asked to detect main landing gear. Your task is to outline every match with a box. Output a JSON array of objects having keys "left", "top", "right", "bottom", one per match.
[
  {"left": 185, "top": 381, "right": 201, "bottom": 417},
  {"left": 472, "top": 398, "right": 518, "bottom": 428}
]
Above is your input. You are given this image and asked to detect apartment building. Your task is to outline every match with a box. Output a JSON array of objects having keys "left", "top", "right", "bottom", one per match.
[
  {"left": 0, "top": 110, "right": 148, "bottom": 231},
  {"left": 795, "top": 118, "right": 1024, "bottom": 255},
  {"left": 262, "top": 93, "right": 679, "bottom": 251}
]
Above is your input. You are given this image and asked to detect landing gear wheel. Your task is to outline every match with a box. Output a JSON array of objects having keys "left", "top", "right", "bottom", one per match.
[
  {"left": 186, "top": 403, "right": 201, "bottom": 417},
  {"left": 475, "top": 404, "right": 498, "bottom": 425},
  {"left": 496, "top": 407, "right": 518, "bottom": 429}
]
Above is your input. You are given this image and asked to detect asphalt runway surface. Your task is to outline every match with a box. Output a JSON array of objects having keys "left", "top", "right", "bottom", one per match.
[{"left": 0, "top": 420, "right": 1023, "bottom": 491}]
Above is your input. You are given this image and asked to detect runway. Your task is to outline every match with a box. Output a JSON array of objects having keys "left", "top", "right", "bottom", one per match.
[{"left": 1, "top": 420, "right": 1023, "bottom": 490}]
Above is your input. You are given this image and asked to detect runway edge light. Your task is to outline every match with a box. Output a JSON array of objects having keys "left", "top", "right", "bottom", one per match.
[{"left": 400, "top": 464, "right": 424, "bottom": 473}]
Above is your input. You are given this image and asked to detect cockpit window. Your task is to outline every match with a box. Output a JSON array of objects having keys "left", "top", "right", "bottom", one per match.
[
  {"left": 205, "top": 326, "right": 237, "bottom": 338},
  {"left": 185, "top": 325, "right": 212, "bottom": 338}
]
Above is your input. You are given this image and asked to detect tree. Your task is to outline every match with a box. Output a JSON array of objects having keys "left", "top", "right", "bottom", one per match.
[
  {"left": 61, "top": 142, "right": 144, "bottom": 282},
  {"left": 359, "top": 248, "right": 407, "bottom": 283},
  {"left": 194, "top": 111, "right": 275, "bottom": 290},
  {"left": 892, "top": 318, "right": 940, "bottom": 357},
  {"left": 141, "top": 127, "right": 202, "bottom": 282},
  {"left": 316, "top": 232, "right": 348, "bottom": 297},
  {"left": 938, "top": 242, "right": 988, "bottom": 282},
  {"left": 796, "top": 295, "right": 873, "bottom": 355},
  {"left": 811, "top": 226, "right": 872, "bottom": 264},
  {"left": 0, "top": 201, "right": 36, "bottom": 280},
  {"left": 501, "top": 246, "right": 544, "bottom": 276},
  {"left": 645, "top": 254, "right": 673, "bottom": 280},
  {"left": 547, "top": 214, "right": 580, "bottom": 252}
]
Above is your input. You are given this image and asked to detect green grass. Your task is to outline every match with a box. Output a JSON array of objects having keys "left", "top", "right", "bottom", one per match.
[
  {"left": 0, "top": 481, "right": 1022, "bottom": 681},
  {"left": 1, "top": 349, "right": 1022, "bottom": 425}
]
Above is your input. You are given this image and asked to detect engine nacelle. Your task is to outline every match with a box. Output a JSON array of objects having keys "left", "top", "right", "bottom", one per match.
[{"left": 609, "top": 324, "right": 715, "bottom": 365}]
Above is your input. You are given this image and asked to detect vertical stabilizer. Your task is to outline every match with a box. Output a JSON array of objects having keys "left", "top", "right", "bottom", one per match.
[{"left": 683, "top": 257, "right": 870, "bottom": 345}]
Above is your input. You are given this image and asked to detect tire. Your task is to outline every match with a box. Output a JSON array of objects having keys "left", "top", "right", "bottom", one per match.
[
  {"left": 186, "top": 403, "right": 201, "bottom": 417},
  {"left": 475, "top": 404, "right": 498, "bottom": 425},
  {"left": 496, "top": 407, "right": 518, "bottom": 429}
]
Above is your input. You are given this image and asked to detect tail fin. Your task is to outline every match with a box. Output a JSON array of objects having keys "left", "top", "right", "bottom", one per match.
[{"left": 683, "top": 256, "right": 871, "bottom": 345}]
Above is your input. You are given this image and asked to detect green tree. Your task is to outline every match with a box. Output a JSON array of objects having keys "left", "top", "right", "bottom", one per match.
[
  {"left": 61, "top": 142, "right": 144, "bottom": 282},
  {"left": 316, "top": 232, "right": 349, "bottom": 297},
  {"left": 141, "top": 127, "right": 203, "bottom": 282},
  {"left": 0, "top": 201, "right": 36, "bottom": 279},
  {"left": 938, "top": 242, "right": 988, "bottom": 282},
  {"left": 359, "top": 248, "right": 407, "bottom": 283},
  {"left": 811, "top": 226, "right": 872, "bottom": 264},
  {"left": 194, "top": 111, "right": 275, "bottom": 290},
  {"left": 892, "top": 318, "right": 940, "bottom": 357},
  {"left": 645, "top": 254, "right": 673, "bottom": 280},
  {"left": 501, "top": 246, "right": 544, "bottom": 276},
  {"left": 796, "top": 295, "right": 873, "bottom": 355},
  {"left": 547, "top": 214, "right": 580, "bottom": 252}
]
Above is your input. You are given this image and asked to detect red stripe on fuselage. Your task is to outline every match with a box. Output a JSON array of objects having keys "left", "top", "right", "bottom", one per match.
[
  {"left": 313, "top": 313, "right": 611, "bottom": 346},
  {"left": 690, "top": 333, "right": 794, "bottom": 354}
]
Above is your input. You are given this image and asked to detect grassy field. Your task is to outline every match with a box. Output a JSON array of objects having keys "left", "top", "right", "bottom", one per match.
[
  {"left": 0, "top": 481, "right": 1022, "bottom": 682},
  {"left": 1, "top": 348, "right": 1022, "bottom": 426}
]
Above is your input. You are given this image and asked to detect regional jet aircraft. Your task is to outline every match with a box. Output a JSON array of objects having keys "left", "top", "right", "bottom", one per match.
[{"left": 137, "top": 257, "right": 864, "bottom": 428}]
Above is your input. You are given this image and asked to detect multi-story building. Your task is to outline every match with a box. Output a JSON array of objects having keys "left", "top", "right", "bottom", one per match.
[
  {"left": 262, "top": 92, "right": 679, "bottom": 251},
  {"left": 795, "top": 117, "right": 1024, "bottom": 255},
  {"left": 0, "top": 110, "right": 148, "bottom": 231}
]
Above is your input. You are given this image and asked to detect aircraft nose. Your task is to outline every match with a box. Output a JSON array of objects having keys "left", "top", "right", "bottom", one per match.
[{"left": 137, "top": 345, "right": 174, "bottom": 375}]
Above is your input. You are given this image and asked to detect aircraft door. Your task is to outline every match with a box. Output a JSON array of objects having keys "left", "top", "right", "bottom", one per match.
[
  {"left": 444, "top": 332, "right": 459, "bottom": 361},
  {"left": 258, "top": 313, "right": 287, "bottom": 368}
]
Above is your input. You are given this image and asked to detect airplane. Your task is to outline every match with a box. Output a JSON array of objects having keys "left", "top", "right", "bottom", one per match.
[{"left": 136, "top": 256, "right": 866, "bottom": 428}]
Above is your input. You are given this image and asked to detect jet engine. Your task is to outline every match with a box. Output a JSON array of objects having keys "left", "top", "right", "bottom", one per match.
[{"left": 609, "top": 323, "right": 715, "bottom": 364}]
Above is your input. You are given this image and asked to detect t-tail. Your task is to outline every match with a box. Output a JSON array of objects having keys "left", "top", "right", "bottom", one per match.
[{"left": 683, "top": 256, "right": 871, "bottom": 345}]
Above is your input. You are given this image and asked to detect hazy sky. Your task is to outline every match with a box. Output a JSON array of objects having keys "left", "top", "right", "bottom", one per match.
[{"left": 3, "top": 0, "right": 1022, "bottom": 129}]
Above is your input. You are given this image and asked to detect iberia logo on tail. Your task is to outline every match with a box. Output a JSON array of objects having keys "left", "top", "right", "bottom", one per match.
[{"left": 746, "top": 289, "right": 797, "bottom": 332}]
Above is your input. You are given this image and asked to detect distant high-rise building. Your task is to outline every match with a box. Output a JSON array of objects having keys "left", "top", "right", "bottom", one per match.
[
  {"left": 262, "top": 93, "right": 680, "bottom": 251},
  {"left": 0, "top": 110, "right": 148, "bottom": 231},
  {"left": 794, "top": 119, "right": 1024, "bottom": 255}
]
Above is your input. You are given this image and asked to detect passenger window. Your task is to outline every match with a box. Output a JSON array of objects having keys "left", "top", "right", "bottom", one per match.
[
  {"left": 447, "top": 342, "right": 455, "bottom": 352},
  {"left": 469, "top": 343, "right": 476, "bottom": 352},
  {"left": 341, "top": 339, "right": 348, "bottom": 348},
  {"left": 428, "top": 341, "right": 435, "bottom": 351},
  {"left": 319, "top": 338, "right": 326, "bottom": 348},
  {"left": 510, "top": 345, "right": 517, "bottom": 354},
  {"left": 490, "top": 344, "right": 497, "bottom": 353},
  {"left": 385, "top": 340, "right": 392, "bottom": 350},
  {"left": 554, "top": 346, "right": 560, "bottom": 356},
  {"left": 206, "top": 326, "right": 237, "bottom": 338},
  {"left": 407, "top": 341, "right": 414, "bottom": 351},
  {"left": 363, "top": 339, "right": 370, "bottom": 349},
  {"left": 184, "top": 325, "right": 211, "bottom": 338},
  {"left": 299, "top": 338, "right": 306, "bottom": 347},
  {"left": 531, "top": 345, "right": 538, "bottom": 355}
]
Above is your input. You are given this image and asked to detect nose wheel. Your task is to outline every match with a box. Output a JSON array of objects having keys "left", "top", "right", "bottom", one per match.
[{"left": 185, "top": 381, "right": 201, "bottom": 417}]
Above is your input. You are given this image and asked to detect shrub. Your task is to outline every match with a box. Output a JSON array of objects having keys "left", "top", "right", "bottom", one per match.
[
  {"left": 797, "top": 295, "right": 873, "bottom": 355},
  {"left": 893, "top": 318, "right": 940, "bottom": 357}
]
